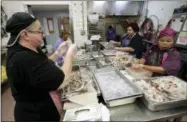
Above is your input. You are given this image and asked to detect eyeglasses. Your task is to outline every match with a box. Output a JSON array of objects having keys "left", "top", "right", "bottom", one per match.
[{"left": 27, "top": 30, "right": 43, "bottom": 34}]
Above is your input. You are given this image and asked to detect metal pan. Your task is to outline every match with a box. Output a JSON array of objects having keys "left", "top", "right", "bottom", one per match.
[
  {"left": 61, "top": 65, "right": 84, "bottom": 101},
  {"left": 93, "top": 67, "right": 142, "bottom": 107},
  {"left": 90, "top": 51, "right": 104, "bottom": 58},
  {"left": 79, "top": 66, "right": 101, "bottom": 96},
  {"left": 95, "top": 57, "right": 112, "bottom": 67},
  {"left": 133, "top": 76, "right": 187, "bottom": 111},
  {"left": 74, "top": 53, "right": 93, "bottom": 61},
  {"left": 101, "top": 50, "right": 116, "bottom": 56}
]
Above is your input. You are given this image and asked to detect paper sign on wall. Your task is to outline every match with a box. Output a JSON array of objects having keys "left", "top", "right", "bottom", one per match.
[
  {"left": 176, "top": 32, "right": 187, "bottom": 45},
  {"left": 171, "top": 18, "right": 183, "bottom": 32}
]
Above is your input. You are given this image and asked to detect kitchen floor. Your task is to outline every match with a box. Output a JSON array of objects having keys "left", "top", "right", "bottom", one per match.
[{"left": 1, "top": 86, "right": 187, "bottom": 121}]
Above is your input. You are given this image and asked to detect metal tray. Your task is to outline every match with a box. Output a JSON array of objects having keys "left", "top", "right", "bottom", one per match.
[
  {"left": 61, "top": 65, "right": 87, "bottom": 101},
  {"left": 93, "top": 67, "right": 142, "bottom": 107},
  {"left": 95, "top": 57, "right": 112, "bottom": 67},
  {"left": 133, "top": 76, "right": 187, "bottom": 111},
  {"left": 74, "top": 53, "right": 93, "bottom": 61},
  {"left": 99, "top": 42, "right": 114, "bottom": 49},
  {"left": 90, "top": 51, "right": 104, "bottom": 58},
  {"left": 73, "top": 59, "right": 99, "bottom": 67},
  {"left": 61, "top": 64, "right": 102, "bottom": 102},
  {"left": 101, "top": 50, "right": 116, "bottom": 56},
  {"left": 79, "top": 66, "right": 101, "bottom": 96},
  {"left": 73, "top": 60, "right": 88, "bottom": 66},
  {"left": 106, "top": 95, "right": 140, "bottom": 107}
]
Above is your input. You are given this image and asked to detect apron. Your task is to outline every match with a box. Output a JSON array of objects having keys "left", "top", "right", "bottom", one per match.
[
  {"left": 49, "top": 90, "right": 63, "bottom": 115},
  {"left": 121, "top": 34, "right": 136, "bottom": 47},
  {"left": 146, "top": 44, "right": 170, "bottom": 66},
  {"left": 121, "top": 37, "right": 130, "bottom": 47}
]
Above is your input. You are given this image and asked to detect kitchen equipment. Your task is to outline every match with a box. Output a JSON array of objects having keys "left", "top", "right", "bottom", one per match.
[
  {"left": 61, "top": 64, "right": 102, "bottom": 101},
  {"left": 133, "top": 76, "right": 187, "bottom": 111},
  {"left": 79, "top": 66, "right": 101, "bottom": 96},
  {"left": 90, "top": 51, "right": 104, "bottom": 58},
  {"left": 95, "top": 57, "right": 112, "bottom": 67},
  {"left": 88, "top": 62, "right": 102, "bottom": 72},
  {"left": 73, "top": 59, "right": 100, "bottom": 67},
  {"left": 101, "top": 50, "right": 116, "bottom": 56},
  {"left": 99, "top": 42, "right": 115, "bottom": 50},
  {"left": 61, "top": 66, "right": 86, "bottom": 99},
  {"left": 93, "top": 67, "right": 142, "bottom": 107},
  {"left": 75, "top": 53, "right": 93, "bottom": 61},
  {"left": 73, "top": 60, "right": 88, "bottom": 66}
]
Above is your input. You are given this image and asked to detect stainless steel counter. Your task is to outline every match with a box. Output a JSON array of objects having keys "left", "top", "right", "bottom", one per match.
[{"left": 109, "top": 99, "right": 187, "bottom": 121}]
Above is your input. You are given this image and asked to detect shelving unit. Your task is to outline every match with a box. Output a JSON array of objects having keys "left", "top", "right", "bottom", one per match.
[{"left": 88, "top": 18, "right": 105, "bottom": 42}]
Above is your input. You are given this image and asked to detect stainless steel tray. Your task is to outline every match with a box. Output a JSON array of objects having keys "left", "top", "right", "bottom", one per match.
[
  {"left": 133, "top": 76, "right": 187, "bottom": 111},
  {"left": 79, "top": 66, "right": 101, "bottom": 96},
  {"left": 88, "top": 62, "right": 102, "bottom": 72},
  {"left": 61, "top": 65, "right": 101, "bottom": 101},
  {"left": 61, "top": 65, "right": 82, "bottom": 101},
  {"left": 95, "top": 57, "right": 112, "bottom": 67},
  {"left": 90, "top": 51, "right": 104, "bottom": 58},
  {"left": 73, "top": 59, "right": 99, "bottom": 67},
  {"left": 93, "top": 67, "right": 142, "bottom": 106},
  {"left": 101, "top": 50, "right": 116, "bottom": 56},
  {"left": 73, "top": 60, "right": 88, "bottom": 66},
  {"left": 99, "top": 42, "right": 114, "bottom": 49},
  {"left": 74, "top": 53, "right": 93, "bottom": 61}
]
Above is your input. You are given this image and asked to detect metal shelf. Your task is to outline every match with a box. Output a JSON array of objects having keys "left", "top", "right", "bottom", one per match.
[{"left": 88, "top": 18, "right": 105, "bottom": 41}]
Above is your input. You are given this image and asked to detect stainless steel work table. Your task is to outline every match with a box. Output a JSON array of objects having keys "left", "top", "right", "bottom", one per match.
[{"left": 109, "top": 99, "right": 187, "bottom": 121}]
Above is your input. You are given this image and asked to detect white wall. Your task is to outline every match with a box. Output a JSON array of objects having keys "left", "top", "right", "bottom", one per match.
[
  {"left": 2, "top": 1, "right": 28, "bottom": 18},
  {"left": 1, "top": 1, "right": 29, "bottom": 46},
  {"left": 70, "top": 1, "right": 88, "bottom": 47},
  {"left": 140, "top": 1, "right": 187, "bottom": 30},
  {"left": 1, "top": 1, "right": 88, "bottom": 47}
]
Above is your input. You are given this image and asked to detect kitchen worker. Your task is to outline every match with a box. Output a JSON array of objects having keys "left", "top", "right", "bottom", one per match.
[
  {"left": 5, "top": 12, "right": 77, "bottom": 121},
  {"left": 112, "top": 23, "right": 145, "bottom": 59},
  {"left": 132, "top": 27, "right": 181, "bottom": 77},
  {"left": 106, "top": 25, "right": 116, "bottom": 42},
  {"left": 54, "top": 30, "right": 72, "bottom": 66}
]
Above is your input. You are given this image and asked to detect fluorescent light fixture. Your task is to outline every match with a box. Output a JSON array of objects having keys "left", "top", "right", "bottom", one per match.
[
  {"left": 94, "top": 1, "right": 105, "bottom": 5},
  {"left": 115, "top": 1, "right": 128, "bottom": 6}
]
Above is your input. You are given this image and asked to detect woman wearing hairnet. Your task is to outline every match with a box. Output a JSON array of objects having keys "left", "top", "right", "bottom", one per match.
[
  {"left": 5, "top": 12, "right": 77, "bottom": 121},
  {"left": 132, "top": 27, "right": 181, "bottom": 77}
]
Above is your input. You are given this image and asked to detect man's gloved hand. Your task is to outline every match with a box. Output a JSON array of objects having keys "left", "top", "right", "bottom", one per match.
[
  {"left": 54, "top": 41, "right": 69, "bottom": 56},
  {"left": 66, "top": 44, "right": 77, "bottom": 57}
]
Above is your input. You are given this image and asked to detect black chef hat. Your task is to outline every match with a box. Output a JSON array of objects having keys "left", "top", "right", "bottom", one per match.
[{"left": 5, "top": 12, "right": 37, "bottom": 47}]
